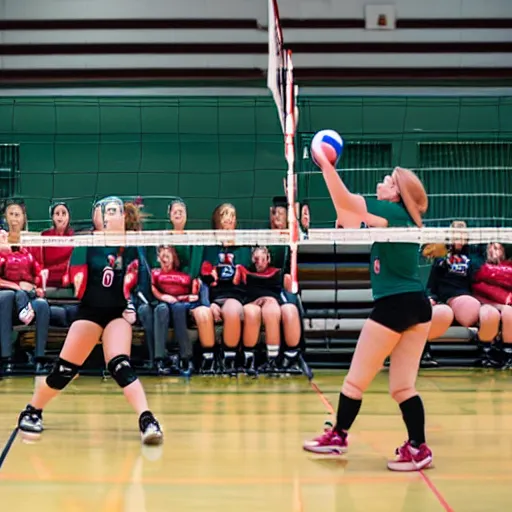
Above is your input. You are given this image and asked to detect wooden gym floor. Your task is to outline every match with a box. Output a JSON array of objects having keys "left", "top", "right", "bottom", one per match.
[{"left": 1, "top": 370, "right": 511, "bottom": 511}]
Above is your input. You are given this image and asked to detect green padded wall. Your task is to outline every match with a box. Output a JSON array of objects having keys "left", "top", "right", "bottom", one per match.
[
  {"left": 0, "top": 95, "right": 510, "bottom": 230},
  {"left": 298, "top": 96, "right": 512, "bottom": 227}
]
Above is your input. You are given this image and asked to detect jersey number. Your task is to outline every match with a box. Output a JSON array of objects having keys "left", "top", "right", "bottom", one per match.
[{"left": 102, "top": 268, "right": 114, "bottom": 288}]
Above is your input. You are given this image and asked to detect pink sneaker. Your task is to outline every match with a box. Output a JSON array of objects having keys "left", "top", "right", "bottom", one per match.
[
  {"left": 303, "top": 428, "right": 348, "bottom": 454},
  {"left": 387, "top": 441, "right": 433, "bottom": 471}
]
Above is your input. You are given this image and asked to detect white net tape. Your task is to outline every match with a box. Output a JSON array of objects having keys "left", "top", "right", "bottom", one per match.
[{"left": 18, "top": 227, "right": 512, "bottom": 247}]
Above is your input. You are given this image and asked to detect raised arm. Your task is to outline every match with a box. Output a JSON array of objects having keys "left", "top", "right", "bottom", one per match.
[{"left": 312, "top": 146, "right": 368, "bottom": 226}]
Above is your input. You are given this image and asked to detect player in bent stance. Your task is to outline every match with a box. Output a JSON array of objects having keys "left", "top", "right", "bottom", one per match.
[{"left": 17, "top": 196, "right": 163, "bottom": 445}]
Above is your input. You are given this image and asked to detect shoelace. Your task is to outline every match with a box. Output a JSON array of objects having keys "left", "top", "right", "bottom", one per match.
[
  {"left": 140, "top": 414, "right": 159, "bottom": 432},
  {"left": 396, "top": 443, "right": 413, "bottom": 461},
  {"left": 21, "top": 412, "right": 40, "bottom": 425},
  {"left": 317, "top": 429, "right": 337, "bottom": 443}
]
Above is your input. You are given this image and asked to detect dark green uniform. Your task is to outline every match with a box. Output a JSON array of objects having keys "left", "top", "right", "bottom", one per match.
[
  {"left": 72, "top": 246, "right": 138, "bottom": 309},
  {"left": 365, "top": 199, "right": 424, "bottom": 301},
  {"left": 175, "top": 245, "right": 204, "bottom": 278}
]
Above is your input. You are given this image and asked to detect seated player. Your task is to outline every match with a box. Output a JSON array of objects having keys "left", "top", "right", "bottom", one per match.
[
  {"left": 151, "top": 245, "right": 208, "bottom": 377},
  {"left": 0, "top": 202, "right": 50, "bottom": 377},
  {"left": 38, "top": 202, "right": 75, "bottom": 288},
  {"left": 472, "top": 242, "right": 512, "bottom": 367},
  {"left": 268, "top": 199, "right": 311, "bottom": 377},
  {"left": 166, "top": 197, "right": 204, "bottom": 278},
  {"left": 122, "top": 200, "right": 157, "bottom": 371},
  {"left": 426, "top": 221, "right": 499, "bottom": 367},
  {"left": 234, "top": 246, "right": 303, "bottom": 375},
  {"left": 233, "top": 246, "right": 282, "bottom": 375},
  {"left": 299, "top": 200, "right": 310, "bottom": 239},
  {"left": 33, "top": 202, "right": 81, "bottom": 332},
  {"left": 17, "top": 196, "right": 163, "bottom": 445},
  {"left": 270, "top": 196, "right": 287, "bottom": 230},
  {"left": 199, "top": 203, "right": 254, "bottom": 375},
  {"left": 169, "top": 198, "right": 187, "bottom": 231}
]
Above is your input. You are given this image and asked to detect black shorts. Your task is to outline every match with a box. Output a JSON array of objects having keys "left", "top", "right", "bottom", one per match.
[
  {"left": 245, "top": 291, "right": 285, "bottom": 305},
  {"left": 212, "top": 292, "right": 246, "bottom": 306},
  {"left": 369, "top": 291, "right": 432, "bottom": 334},
  {"left": 74, "top": 305, "right": 126, "bottom": 329}
]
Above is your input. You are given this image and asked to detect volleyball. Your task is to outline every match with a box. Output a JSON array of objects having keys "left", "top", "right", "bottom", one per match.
[{"left": 311, "top": 129, "right": 343, "bottom": 167}]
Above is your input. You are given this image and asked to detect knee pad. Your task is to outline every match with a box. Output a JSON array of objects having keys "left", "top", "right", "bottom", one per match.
[
  {"left": 46, "top": 358, "right": 80, "bottom": 390},
  {"left": 107, "top": 354, "right": 138, "bottom": 388}
]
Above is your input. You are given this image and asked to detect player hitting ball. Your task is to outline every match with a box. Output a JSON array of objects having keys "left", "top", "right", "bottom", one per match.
[
  {"left": 303, "top": 130, "right": 433, "bottom": 471},
  {"left": 17, "top": 196, "right": 163, "bottom": 445}
]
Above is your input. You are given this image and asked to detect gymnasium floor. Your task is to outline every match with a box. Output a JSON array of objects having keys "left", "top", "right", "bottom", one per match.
[{"left": 0, "top": 370, "right": 510, "bottom": 511}]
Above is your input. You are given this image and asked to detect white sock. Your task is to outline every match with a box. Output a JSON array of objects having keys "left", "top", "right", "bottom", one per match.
[
  {"left": 267, "top": 345, "right": 279, "bottom": 359},
  {"left": 285, "top": 350, "right": 298, "bottom": 358}
]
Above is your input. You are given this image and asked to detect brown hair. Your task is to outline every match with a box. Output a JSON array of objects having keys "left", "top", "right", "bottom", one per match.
[
  {"left": 124, "top": 202, "right": 148, "bottom": 232},
  {"left": 391, "top": 167, "right": 428, "bottom": 228},
  {"left": 211, "top": 203, "right": 237, "bottom": 230},
  {"left": 157, "top": 245, "right": 180, "bottom": 270}
]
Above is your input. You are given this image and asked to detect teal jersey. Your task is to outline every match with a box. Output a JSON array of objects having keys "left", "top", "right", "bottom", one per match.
[{"left": 365, "top": 199, "right": 424, "bottom": 300}]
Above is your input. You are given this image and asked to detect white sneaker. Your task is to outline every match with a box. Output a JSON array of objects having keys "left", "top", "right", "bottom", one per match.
[{"left": 139, "top": 412, "right": 163, "bottom": 446}]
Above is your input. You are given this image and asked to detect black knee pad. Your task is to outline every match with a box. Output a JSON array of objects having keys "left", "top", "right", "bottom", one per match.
[
  {"left": 107, "top": 354, "right": 138, "bottom": 388},
  {"left": 46, "top": 358, "right": 80, "bottom": 390}
]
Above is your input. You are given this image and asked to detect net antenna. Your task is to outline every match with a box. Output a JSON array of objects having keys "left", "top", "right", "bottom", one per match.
[{"left": 267, "top": 0, "right": 300, "bottom": 293}]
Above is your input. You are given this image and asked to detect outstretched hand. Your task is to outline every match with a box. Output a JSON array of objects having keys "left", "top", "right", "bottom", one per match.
[{"left": 311, "top": 145, "right": 333, "bottom": 172}]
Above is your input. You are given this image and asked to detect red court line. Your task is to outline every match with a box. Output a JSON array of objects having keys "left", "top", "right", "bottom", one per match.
[
  {"left": 419, "top": 471, "right": 455, "bottom": 512},
  {"left": 309, "top": 379, "right": 454, "bottom": 512},
  {"left": 310, "top": 381, "right": 335, "bottom": 414}
]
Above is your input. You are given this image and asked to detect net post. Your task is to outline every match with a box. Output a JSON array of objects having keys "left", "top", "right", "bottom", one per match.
[{"left": 284, "top": 49, "right": 299, "bottom": 294}]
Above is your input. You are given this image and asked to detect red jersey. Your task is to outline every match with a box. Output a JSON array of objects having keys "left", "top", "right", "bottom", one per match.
[
  {"left": 0, "top": 248, "right": 42, "bottom": 285},
  {"left": 151, "top": 268, "right": 193, "bottom": 297},
  {"left": 474, "top": 261, "right": 512, "bottom": 291},
  {"left": 37, "top": 227, "right": 74, "bottom": 287}
]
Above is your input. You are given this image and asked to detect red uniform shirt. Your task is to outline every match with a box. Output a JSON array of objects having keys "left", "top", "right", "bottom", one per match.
[
  {"left": 151, "top": 268, "right": 192, "bottom": 297},
  {"left": 36, "top": 227, "right": 74, "bottom": 287},
  {"left": 0, "top": 248, "right": 42, "bottom": 285}
]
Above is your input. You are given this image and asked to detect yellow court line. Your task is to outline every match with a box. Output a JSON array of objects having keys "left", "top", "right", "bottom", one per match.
[
  {"left": 293, "top": 473, "right": 305, "bottom": 512},
  {"left": 2, "top": 472, "right": 504, "bottom": 486}
]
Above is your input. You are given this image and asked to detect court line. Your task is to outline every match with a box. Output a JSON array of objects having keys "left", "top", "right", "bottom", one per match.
[
  {"left": 0, "top": 428, "right": 19, "bottom": 471},
  {"left": 0, "top": 471, "right": 511, "bottom": 485},
  {"left": 293, "top": 473, "right": 305, "bottom": 512},
  {"left": 309, "top": 379, "right": 455, "bottom": 512},
  {"left": 419, "top": 471, "right": 455, "bottom": 512},
  {"left": 0, "top": 472, "right": 425, "bottom": 485}
]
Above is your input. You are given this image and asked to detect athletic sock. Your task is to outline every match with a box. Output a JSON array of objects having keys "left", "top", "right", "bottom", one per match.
[
  {"left": 334, "top": 392, "right": 362, "bottom": 436},
  {"left": 267, "top": 344, "right": 280, "bottom": 359},
  {"left": 399, "top": 395, "right": 426, "bottom": 447}
]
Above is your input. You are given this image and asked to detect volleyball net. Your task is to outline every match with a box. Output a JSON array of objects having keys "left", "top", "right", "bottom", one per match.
[{"left": 18, "top": 227, "right": 512, "bottom": 248}]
